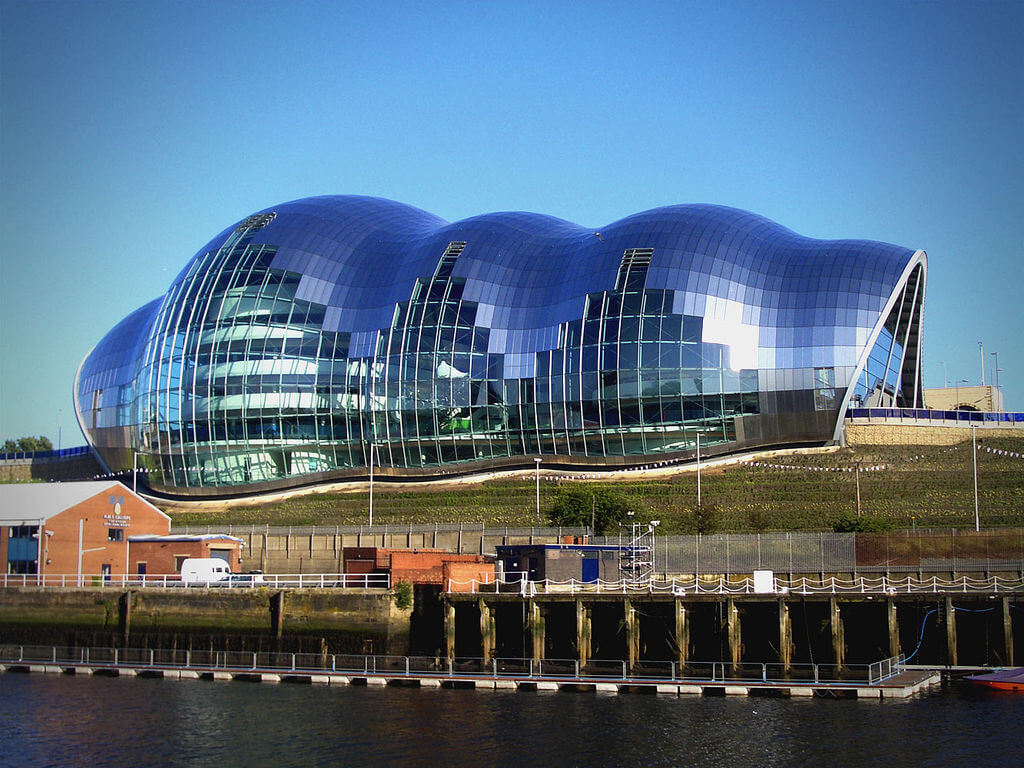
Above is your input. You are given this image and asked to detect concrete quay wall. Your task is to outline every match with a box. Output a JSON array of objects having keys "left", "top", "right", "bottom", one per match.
[{"left": 0, "top": 587, "right": 410, "bottom": 655}]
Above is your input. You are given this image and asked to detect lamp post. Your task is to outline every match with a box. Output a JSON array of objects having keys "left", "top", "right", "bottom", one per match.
[
  {"left": 534, "top": 458, "right": 542, "bottom": 528},
  {"left": 77, "top": 519, "right": 106, "bottom": 587},
  {"left": 940, "top": 361, "right": 948, "bottom": 389},
  {"left": 991, "top": 351, "right": 1000, "bottom": 391},
  {"left": 855, "top": 461, "right": 861, "bottom": 517},
  {"left": 955, "top": 379, "right": 968, "bottom": 410},
  {"left": 686, "top": 428, "right": 707, "bottom": 509},
  {"left": 972, "top": 424, "right": 980, "bottom": 532},
  {"left": 979, "top": 341, "right": 985, "bottom": 386},
  {"left": 57, "top": 409, "right": 62, "bottom": 452},
  {"left": 696, "top": 432, "right": 702, "bottom": 510},
  {"left": 369, "top": 442, "right": 375, "bottom": 528}
]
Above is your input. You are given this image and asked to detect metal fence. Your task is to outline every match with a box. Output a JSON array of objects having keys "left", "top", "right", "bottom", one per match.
[
  {"left": 168, "top": 525, "right": 1024, "bottom": 575},
  {"left": 642, "top": 532, "right": 857, "bottom": 575},
  {"left": 0, "top": 445, "right": 92, "bottom": 462},
  {"left": 0, "top": 572, "right": 390, "bottom": 590},
  {"left": 869, "top": 654, "right": 906, "bottom": 685},
  {"left": 173, "top": 522, "right": 588, "bottom": 538},
  {"left": 0, "top": 644, "right": 901, "bottom": 685},
  {"left": 450, "top": 573, "right": 1024, "bottom": 595},
  {"left": 591, "top": 529, "right": 1024, "bottom": 575},
  {"left": 847, "top": 407, "right": 1024, "bottom": 424}
]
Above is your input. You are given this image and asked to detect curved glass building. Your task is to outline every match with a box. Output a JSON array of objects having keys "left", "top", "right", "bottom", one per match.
[{"left": 75, "top": 196, "right": 926, "bottom": 496}]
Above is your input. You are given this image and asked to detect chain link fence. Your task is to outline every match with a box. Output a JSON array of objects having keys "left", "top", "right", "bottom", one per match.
[
  {"left": 626, "top": 529, "right": 1024, "bottom": 575},
  {"left": 170, "top": 524, "right": 1024, "bottom": 574}
]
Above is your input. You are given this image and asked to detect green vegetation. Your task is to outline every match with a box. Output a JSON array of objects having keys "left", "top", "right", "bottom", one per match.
[
  {"left": 831, "top": 511, "right": 897, "bottom": 533},
  {"left": 2, "top": 436, "right": 53, "bottom": 453},
  {"left": 545, "top": 487, "right": 635, "bottom": 534},
  {"left": 678, "top": 501, "right": 722, "bottom": 535},
  {"left": 392, "top": 580, "right": 413, "bottom": 610},
  {"left": 163, "top": 437, "right": 1024, "bottom": 533}
]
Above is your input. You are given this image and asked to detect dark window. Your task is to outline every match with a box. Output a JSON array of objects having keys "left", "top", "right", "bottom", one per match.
[{"left": 615, "top": 248, "right": 654, "bottom": 291}]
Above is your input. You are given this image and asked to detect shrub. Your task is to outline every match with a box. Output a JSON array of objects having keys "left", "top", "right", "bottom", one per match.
[
  {"left": 831, "top": 512, "right": 895, "bottom": 533},
  {"left": 393, "top": 579, "right": 413, "bottom": 610},
  {"left": 546, "top": 487, "right": 635, "bottom": 534},
  {"left": 678, "top": 502, "right": 721, "bottom": 535}
]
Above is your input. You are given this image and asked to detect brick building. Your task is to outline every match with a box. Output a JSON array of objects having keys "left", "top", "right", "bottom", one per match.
[
  {"left": 343, "top": 547, "right": 493, "bottom": 591},
  {"left": 127, "top": 534, "right": 245, "bottom": 576},
  {"left": 0, "top": 481, "right": 170, "bottom": 580}
]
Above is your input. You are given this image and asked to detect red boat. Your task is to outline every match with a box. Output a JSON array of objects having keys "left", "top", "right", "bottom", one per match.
[{"left": 966, "top": 668, "right": 1024, "bottom": 691}]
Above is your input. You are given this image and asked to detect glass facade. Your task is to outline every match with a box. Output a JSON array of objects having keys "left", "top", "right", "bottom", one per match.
[{"left": 75, "top": 196, "right": 926, "bottom": 494}]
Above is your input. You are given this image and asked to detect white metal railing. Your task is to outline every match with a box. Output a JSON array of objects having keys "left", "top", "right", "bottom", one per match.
[
  {"left": 0, "top": 572, "right": 391, "bottom": 590},
  {"left": 868, "top": 653, "right": 906, "bottom": 684},
  {"left": 0, "top": 644, "right": 886, "bottom": 686},
  {"left": 446, "top": 573, "right": 1024, "bottom": 595}
]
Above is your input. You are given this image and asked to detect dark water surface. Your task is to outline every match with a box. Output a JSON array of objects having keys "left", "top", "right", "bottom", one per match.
[{"left": 1, "top": 673, "right": 1021, "bottom": 768}]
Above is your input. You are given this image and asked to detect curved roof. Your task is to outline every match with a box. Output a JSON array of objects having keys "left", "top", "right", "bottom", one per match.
[
  {"left": 169, "top": 195, "right": 917, "bottom": 349},
  {"left": 75, "top": 195, "right": 925, "bottom": 492}
]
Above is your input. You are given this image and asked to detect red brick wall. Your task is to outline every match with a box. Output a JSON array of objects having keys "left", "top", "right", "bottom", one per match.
[
  {"left": 342, "top": 547, "right": 492, "bottom": 586},
  {"left": 444, "top": 561, "right": 498, "bottom": 592},
  {"left": 41, "top": 488, "right": 170, "bottom": 577},
  {"left": 128, "top": 539, "right": 243, "bottom": 576}
]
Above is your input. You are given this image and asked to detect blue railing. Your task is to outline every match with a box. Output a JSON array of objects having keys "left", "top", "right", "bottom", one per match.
[
  {"left": 0, "top": 445, "right": 91, "bottom": 461},
  {"left": 848, "top": 408, "right": 1024, "bottom": 423}
]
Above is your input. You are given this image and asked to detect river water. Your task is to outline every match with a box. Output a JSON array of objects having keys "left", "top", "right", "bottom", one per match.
[{"left": 1, "top": 673, "right": 1021, "bottom": 767}]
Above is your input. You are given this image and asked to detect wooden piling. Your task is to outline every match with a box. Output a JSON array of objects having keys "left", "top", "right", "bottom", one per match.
[
  {"left": 674, "top": 598, "right": 689, "bottom": 669},
  {"left": 887, "top": 599, "right": 900, "bottom": 658},
  {"left": 1003, "top": 597, "right": 1014, "bottom": 666},
  {"left": 830, "top": 598, "right": 844, "bottom": 668},
  {"left": 479, "top": 598, "right": 494, "bottom": 663},
  {"left": 727, "top": 599, "right": 741, "bottom": 671},
  {"left": 443, "top": 600, "right": 456, "bottom": 659},
  {"left": 576, "top": 599, "right": 590, "bottom": 667},
  {"left": 778, "top": 599, "right": 792, "bottom": 672},
  {"left": 270, "top": 591, "right": 285, "bottom": 639},
  {"left": 528, "top": 600, "right": 545, "bottom": 661},
  {"left": 624, "top": 598, "right": 639, "bottom": 668},
  {"left": 944, "top": 597, "right": 957, "bottom": 666},
  {"left": 118, "top": 591, "right": 132, "bottom": 645}
]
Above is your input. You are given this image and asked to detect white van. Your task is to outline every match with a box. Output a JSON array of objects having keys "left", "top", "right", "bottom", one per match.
[{"left": 180, "top": 557, "right": 232, "bottom": 585}]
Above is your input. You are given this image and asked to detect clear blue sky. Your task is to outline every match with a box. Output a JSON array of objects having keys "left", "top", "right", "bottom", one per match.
[{"left": 1, "top": 0, "right": 1021, "bottom": 445}]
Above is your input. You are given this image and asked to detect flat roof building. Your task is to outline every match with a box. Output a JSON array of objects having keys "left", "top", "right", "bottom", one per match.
[{"left": 127, "top": 534, "right": 244, "bottom": 576}]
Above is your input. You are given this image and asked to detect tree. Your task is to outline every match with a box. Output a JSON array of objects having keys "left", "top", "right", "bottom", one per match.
[
  {"left": 832, "top": 512, "right": 895, "bottom": 533},
  {"left": 679, "top": 501, "right": 721, "bottom": 535},
  {"left": 2, "top": 436, "right": 53, "bottom": 454},
  {"left": 546, "top": 487, "right": 635, "bottom": 534}
]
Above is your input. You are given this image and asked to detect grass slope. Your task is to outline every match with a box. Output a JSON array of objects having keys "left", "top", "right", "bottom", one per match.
[{"left": 164, "top": 437, "right": 1024, "bottom": 533}]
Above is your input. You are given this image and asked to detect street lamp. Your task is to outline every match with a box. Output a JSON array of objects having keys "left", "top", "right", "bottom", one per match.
[
  {"left": 972, "top": 424, "right": 980, "bottom": 532},
  {"left": 369, "top": 442, "right": 375, "bottom": 528},
  {"left": 687, "top": 428, "right": 708, "bottom": 509},
  {"left": 955, "top": 379, "right": 968, "bottom": 410},
  {"left": 534, "top": 458, "right": 542, "bottom": 528},
  {"left": 696, "top": 431, "right": 701, "bottom": 510}
]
